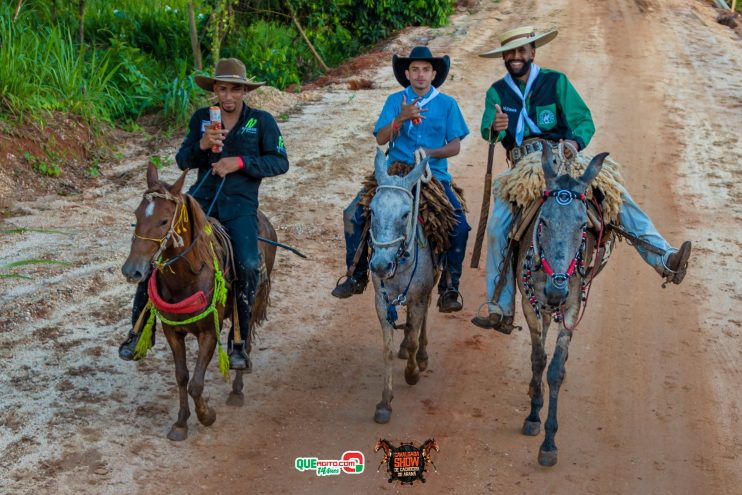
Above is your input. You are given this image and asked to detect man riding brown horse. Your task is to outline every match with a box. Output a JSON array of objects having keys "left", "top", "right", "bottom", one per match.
[{"left": 119, "top": 58, "right": 289, "bottom": 370}]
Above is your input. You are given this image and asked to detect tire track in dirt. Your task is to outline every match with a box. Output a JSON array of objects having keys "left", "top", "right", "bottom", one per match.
[{"left": 1, "top": 1, "right": 739, "bottom": 493}]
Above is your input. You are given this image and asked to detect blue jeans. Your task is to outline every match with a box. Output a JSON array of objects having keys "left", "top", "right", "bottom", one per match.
[
  {"left": 485, "top": 184, "right": 676, "bottom": 316},
  {"left": 342, "top": 181, "right": 470, "bottom": 290}
]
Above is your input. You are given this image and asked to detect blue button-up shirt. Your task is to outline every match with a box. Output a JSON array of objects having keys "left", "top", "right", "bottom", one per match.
[{"left": 373, "top": 86, "right": 469, "bottom": 182}]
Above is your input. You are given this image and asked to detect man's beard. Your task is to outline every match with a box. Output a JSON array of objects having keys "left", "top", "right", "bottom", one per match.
[{"left": 505, "top": 58, "right": 533, "bottom": 78}]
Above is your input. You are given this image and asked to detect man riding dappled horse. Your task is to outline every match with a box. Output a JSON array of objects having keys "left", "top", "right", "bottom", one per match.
[
  {"left": 119, "top": 58, "right": 289, "bottom": 370},
  {"left": 332, "top": 46, "right": 471, "bottom": 313},
  {"left": 471, "top": 26, "right": 692, "bottom": 332}
]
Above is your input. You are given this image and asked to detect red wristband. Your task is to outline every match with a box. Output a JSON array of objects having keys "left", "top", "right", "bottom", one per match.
[
  {"left": 236, "top": 157, "right": 244, "bottom": 170},
  {"left": 391, "top": 119, "right": 400, "bottom": 131}
]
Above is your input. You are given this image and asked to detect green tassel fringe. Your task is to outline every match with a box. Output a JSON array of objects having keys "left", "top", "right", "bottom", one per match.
[
  {"left": 217, "top": 342, "right": 230, "bottom": 380},
  {"left": 133, "top": 307, "right": 156, "bottom": 360}
]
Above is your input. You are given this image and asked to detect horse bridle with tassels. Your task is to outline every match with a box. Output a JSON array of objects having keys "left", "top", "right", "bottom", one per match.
[{"left": 133, "top": 190, "right": 191, "bottom": 270}]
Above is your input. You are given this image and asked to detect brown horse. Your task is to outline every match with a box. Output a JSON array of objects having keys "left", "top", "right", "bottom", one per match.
[{"left": 122, "top": 163, "right": 276, "bottom": 441}]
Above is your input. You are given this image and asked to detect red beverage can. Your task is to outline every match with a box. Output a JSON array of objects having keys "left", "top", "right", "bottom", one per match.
[{"left": 209, "top": 106, "right": 222, "bottom": 153}]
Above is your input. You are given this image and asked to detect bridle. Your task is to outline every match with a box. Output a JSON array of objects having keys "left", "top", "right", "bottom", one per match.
[
  {"left": 522, "top": 189, "right": 588, "bottom": 321},
  {"left": 133, "top": 190, "right": 190, "bottom": 269},
  {"left": 368, "top": 164, "right": 432, "bottom": 273}
]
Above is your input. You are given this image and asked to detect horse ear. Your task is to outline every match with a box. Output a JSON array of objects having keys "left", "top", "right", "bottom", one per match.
[
  {"left": 540, "top": 141, "right": 557, "bottom": 181},
  {"left": 374, "top": 147, "right": 390, "bottom": 183},
  {"left": 579, "top": 152, "right": 609, "bottom": 187},
  {"left": 402, "top": 156, "right": 430, "bottom": 190},
  {"left": 170, "top": 169, "right": 189, "bottom": 195},
  {"left": 146, "top": 162, "right": 159, "bottom": 188}
]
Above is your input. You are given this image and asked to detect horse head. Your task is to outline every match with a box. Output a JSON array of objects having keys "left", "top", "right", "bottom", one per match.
[
  {"left": 121, "top": 163, "right": 189, "bottom": 283},
  {"left": 421, "top": 438, "right": 439, "bottom": 455},
  {"left": 537, "top": 143, "right": 609, "bottom": 307},
  {"left": 375, "top": 438, "right": 392, "bottom": 455},
  {"left": 368, "top": 147, "right": 429, "bottom": 280}
]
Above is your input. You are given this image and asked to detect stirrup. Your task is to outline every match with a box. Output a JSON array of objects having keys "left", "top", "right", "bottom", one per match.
[{"left": 437, "top": 288, "right": 464, "bottom": 313}]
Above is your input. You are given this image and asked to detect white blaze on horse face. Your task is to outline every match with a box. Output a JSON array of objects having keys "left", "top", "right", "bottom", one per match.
[{"left": 145, "top": 200, "right": 155, "bottom": 218}]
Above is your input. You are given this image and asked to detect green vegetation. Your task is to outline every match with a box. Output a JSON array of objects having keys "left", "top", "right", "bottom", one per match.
[{"left": 2, "top": 0, "right": 455, "bottom": 128}]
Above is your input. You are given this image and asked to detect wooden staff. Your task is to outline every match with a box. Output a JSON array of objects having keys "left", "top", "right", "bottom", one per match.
[{"left": 469, "top": 130, "right": 496, "bottom": 268}]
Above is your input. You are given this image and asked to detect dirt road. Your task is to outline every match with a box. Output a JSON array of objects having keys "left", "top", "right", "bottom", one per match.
[{"left": 1, "top": 0, "right": 740, "bottom": 493}]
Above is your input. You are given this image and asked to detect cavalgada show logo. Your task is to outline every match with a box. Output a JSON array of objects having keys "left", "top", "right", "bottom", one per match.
[
  {"left": 295, "top": 451, "right": 365, "bottom": 476},
  {"left": 375, "top": 438, "right": 439, "bottom": 485}
]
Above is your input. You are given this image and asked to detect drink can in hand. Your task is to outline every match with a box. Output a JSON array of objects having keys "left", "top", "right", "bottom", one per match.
[{"left": 209, "top": 106, "right": 222, "bottom": 153}]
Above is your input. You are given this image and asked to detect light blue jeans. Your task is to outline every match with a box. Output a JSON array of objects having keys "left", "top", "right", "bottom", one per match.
[{"left": 485, "top": 184, "right": 676, "bottom": 316}]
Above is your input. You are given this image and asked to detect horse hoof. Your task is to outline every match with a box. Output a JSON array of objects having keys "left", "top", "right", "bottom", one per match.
[
  {"left": 398, "top": 347, "right": 408, "bottom": 359},
  {"left": 226, "top": 392, "right": 244, "bottom": 407},
  {"left": 374, "top": 404, "right": 392, "bottom": 424},
  {"left": 417, "top": 358, "right": 429, "bottom": 372},
  {"left": 404, "top": 368, "right": 420, "bottom": 385},
  {"left": 538, "top": 448, "right": 558, "bottom": 467},
  {"left": 522, "top": 420, "right": 541, "bottom": 436},
  {"left": 198, "top": 407, "right": 216, "bottom": 427},
  {"left": 167, "top": 426, "right": 188, "bottom": 442}
]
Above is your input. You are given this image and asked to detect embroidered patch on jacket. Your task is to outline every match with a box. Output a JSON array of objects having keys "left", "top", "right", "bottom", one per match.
[
  {"left": 277, "top": 135, "right": 286, "bottom": 155},
  {"left": 239, "top": 117, "right": 258, "bottom": 135},
  {"left": 536, "top": 105, "right": 557, "bottom": 129}
]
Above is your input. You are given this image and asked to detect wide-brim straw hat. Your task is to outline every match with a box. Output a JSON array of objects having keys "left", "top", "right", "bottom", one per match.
[
  {"left": 479, "top": 26, "right": 558, "bottom": 58},
  {"left": 194, "top": 58, "right": 265, "bottom": 92},
  {"left": 392, "top": 46, "right": 451, "bottom": 88}
]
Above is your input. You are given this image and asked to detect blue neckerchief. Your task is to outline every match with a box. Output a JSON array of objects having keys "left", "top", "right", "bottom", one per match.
[{"left": 504, "top": 63, "right": 542, "bottom": 145}]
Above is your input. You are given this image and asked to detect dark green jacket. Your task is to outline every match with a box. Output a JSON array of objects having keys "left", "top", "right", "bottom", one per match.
[
  {"left": 176, "top": 103, "right": 288, "bottom": 220},
  {"left": 480, "top": 68, "right": 595, "bottom": 151}
]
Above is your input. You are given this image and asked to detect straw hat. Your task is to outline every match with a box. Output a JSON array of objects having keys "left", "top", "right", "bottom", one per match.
[
  {"left": 479, "top": 26, "right": 558, "bottom": 58},
  {"left": 194, "top": 58, "right": 265, "bottom": 92}
]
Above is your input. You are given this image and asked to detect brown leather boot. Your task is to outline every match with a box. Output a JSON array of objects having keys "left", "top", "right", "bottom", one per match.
[
  {"left": 665, "top": 241, "right": 691, "bottom": 284},
  {"left": 471, "top": 312, "right": 516, "bottom": 335}
]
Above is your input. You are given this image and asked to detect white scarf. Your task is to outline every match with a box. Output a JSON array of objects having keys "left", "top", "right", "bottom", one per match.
[{"left": 504, "top": 63, "right": 542, "bottom": 145}]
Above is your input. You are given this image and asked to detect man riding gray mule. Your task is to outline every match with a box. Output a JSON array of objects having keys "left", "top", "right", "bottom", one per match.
[
  {"left": 332, "top": 46, "right": 471, "bottom": 313},
  {"left": 473, "top": 26, "right": 692, "bottom": 332},
  {"left": 367, "top": 147, "right": 437, "bottom": 424},
  {"left": 511, "top": 143, "right": 611, "bottom": 466}
]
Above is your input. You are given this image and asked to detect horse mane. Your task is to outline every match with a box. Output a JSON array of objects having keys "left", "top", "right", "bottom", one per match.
[{"left": 182, "top": 192, "right": 225, "bottom": 271}]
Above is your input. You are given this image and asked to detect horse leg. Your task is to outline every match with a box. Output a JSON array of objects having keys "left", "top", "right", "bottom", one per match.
[
  {"left": 416, "top": 311, "right": 429, "bottom": 372},
  {"left": 538, "top": 327, "right": 572, "bottom": 467},
  {"left": 163, "top": 328, "right": 190, "bottom": 441},
  {"left": 523, "top": 313, "right": 549, "bottom": 436},
  {"left": 374, "top": 298, "right": 395, "bottom": 424},
  {"left": 226, "top": 370, "right": 245, "bottom": 407},
  {"left": 403, "top": 298, "right": 427, "bottom": 386},
  {"left": 189, "top": 328, "right": 217, "bottom": 427},
  {"left": 397, "top": 320, "right": 409, "bottom": 359}
]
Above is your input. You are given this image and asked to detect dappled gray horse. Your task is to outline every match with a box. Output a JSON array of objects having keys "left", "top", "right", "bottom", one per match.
[
  {"left": 368, "top": 148, "right": 437, "bottom": 424},
  {"left": 516, "top": 145, "right": 609, "bottom": 466}
]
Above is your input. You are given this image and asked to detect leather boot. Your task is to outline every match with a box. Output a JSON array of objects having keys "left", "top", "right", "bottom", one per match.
[
  {"left": 664, "top": 241, "right": 691, "bottom": 285},
  {"left": 119, "top": 281, "right": 152, "bottom": 361},
  {"left": 228, "top": 341, "right": 251, "bottom": 371},
  {"left": 437, "top": 288, "right": 463, "bottom": 313},
  {"left": 331, "top": 273, "right": 369, "bottom": 299}
]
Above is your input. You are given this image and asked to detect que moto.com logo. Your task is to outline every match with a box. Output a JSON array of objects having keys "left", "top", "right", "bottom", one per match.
[{"left": 295, "top": 451, "right": 365, "bottom": 476}]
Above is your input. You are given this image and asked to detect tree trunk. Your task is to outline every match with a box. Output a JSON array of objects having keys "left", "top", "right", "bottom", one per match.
[
  {"left": 188, "top": 1, "right": 203, "bottom": 70},
  {"left": 79, "top": 0, "right": 86, "bottom": 45},
  {"left": 12, "top": 0, "right": 23, "bottom": 22},
  {"left": 287, "top": 2, "right": 329, "bottom": 73}
]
